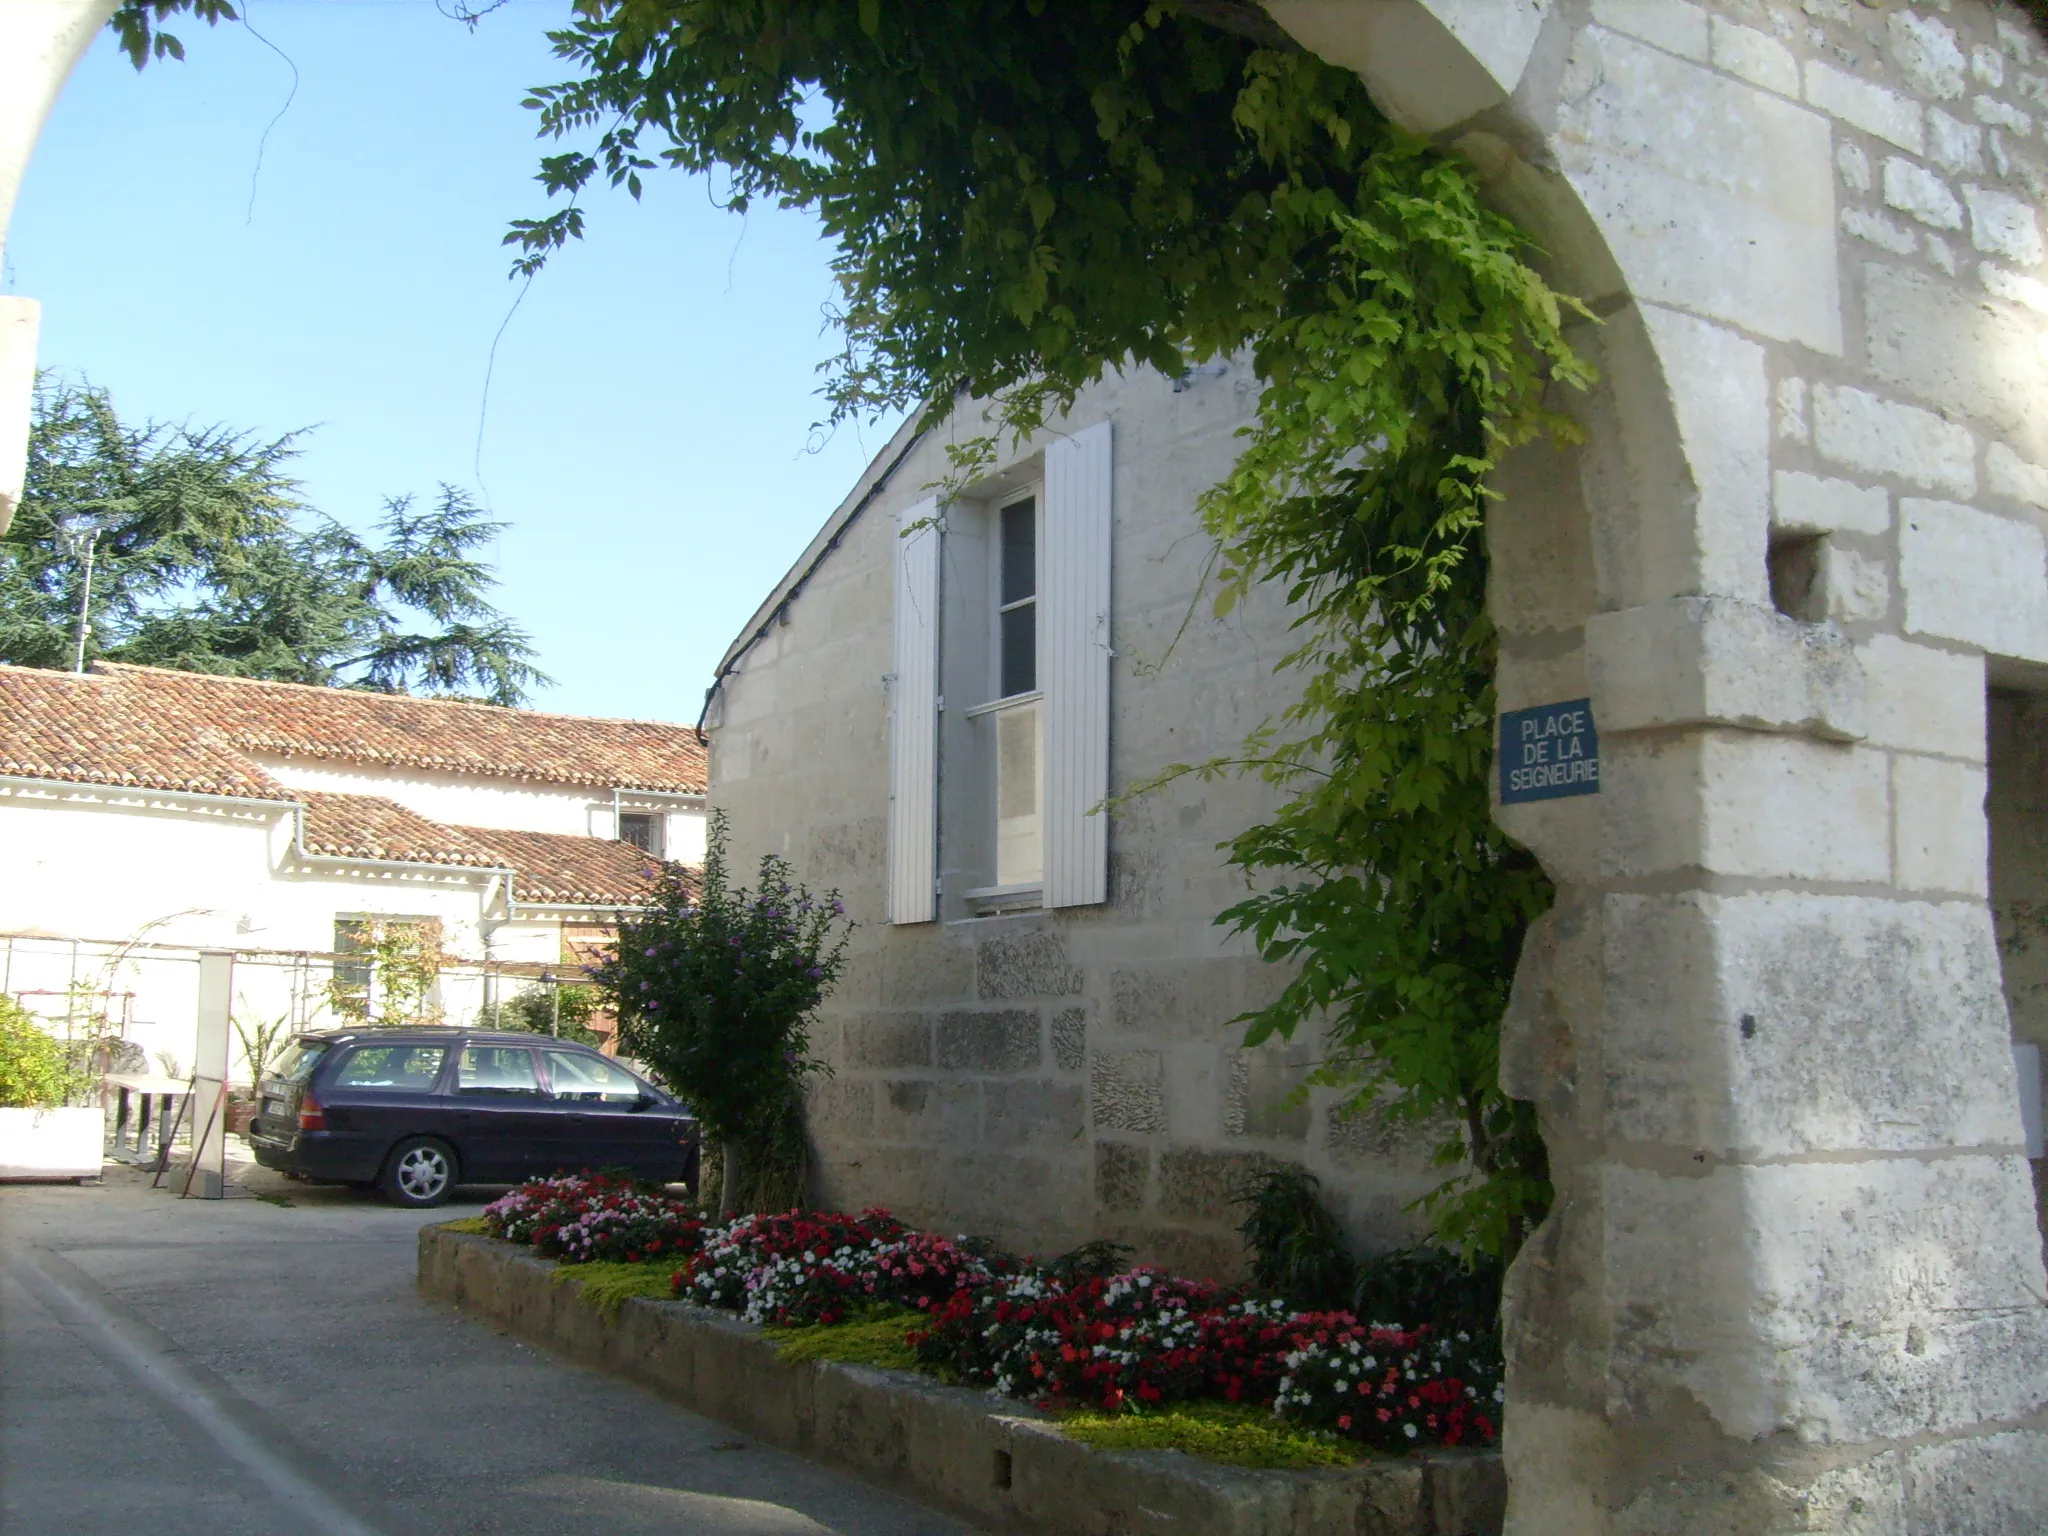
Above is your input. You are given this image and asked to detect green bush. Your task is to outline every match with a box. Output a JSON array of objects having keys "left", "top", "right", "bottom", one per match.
[
  {"left": 0, "top": 998, "right": 74, "bottom": 1109},
  {"left": 489, "top": 981, "right": 603, "bottom": 1047}
]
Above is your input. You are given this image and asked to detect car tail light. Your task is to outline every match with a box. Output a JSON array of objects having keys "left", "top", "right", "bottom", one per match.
[{"left": 298, "top": 1094, "right": 327, "bottom": 1131}]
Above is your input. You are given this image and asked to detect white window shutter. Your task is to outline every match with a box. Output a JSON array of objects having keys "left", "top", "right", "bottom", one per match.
[
  {"left": 888, "top": 496, "right": 941, "bottom": 923},
  {"left": 1041, "top": 421, "right": 1112, "bottom": 908}
]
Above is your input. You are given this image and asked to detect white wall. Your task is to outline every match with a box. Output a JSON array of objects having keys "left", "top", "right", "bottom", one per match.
[{"left": 256, "top": 758, "right": 607, "bottom": 837}]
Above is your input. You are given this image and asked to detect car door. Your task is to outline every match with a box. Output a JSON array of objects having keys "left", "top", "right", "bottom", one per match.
[
  {"left": 538, "top": 1047, "right": 688, "bottom": 1182},
  {"left": 447, "top": 1043, "right": 553, "bottom": 1182},
  {"left": 321, "top": 1039, "right": 452, "bottom": 1178}
]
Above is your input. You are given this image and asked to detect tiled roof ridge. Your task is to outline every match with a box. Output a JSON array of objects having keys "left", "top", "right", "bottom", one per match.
[{"left": 89, "top": 661, "right": 702, "bottom": 735}]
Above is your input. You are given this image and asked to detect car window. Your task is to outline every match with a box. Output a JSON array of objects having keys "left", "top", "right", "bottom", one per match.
[
  {"left": 455, "top": 1045, "right": 542, "bottom": 1097},
  {"left": 272, "top": 1040, "right": 330, "bottom": 1084},
  {"left": 332, "top": 1044, "right": 446, "bottom": 1092},
  {"left": 542, "top": 1049, "right": 648, "bottom": 1106}
]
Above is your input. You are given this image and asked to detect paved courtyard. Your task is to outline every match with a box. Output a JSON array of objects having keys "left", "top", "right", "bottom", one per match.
[{"left": 0, "top": 1158, "right": 975, "bottom": 1536}]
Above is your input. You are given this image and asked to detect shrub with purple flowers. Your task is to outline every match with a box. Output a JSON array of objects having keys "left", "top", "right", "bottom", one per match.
[{"left": 588, "top": 809, "right": 851, "bottom": 1216}]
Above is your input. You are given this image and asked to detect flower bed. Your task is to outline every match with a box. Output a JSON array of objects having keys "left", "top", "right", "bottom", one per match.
[{"left": 474, "top": 1173, "right": 1502, "bottom": 1455}]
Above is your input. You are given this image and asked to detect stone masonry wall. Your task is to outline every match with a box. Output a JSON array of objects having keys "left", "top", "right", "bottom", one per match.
[{"left": 707, "top": 365, "right": 1447, "bottom": 1278}]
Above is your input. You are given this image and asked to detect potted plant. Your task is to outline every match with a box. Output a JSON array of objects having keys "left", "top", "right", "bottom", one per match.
[{"left": 0, "top": 996, "right": 103, "bottom": 1182}]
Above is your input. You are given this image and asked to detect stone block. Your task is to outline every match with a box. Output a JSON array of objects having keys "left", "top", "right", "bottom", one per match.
[
  {"left": 1586, "top": 596, "right": 1866, "bottom": 741},
  {"left": 1865, "top": 263, "right": 2048, "bottom": 468},
  {"left": 807, "top": 1077, "right": 876, "bottom": 1140},
  {"left": 1157, "top": 1146, "right": 1273, "bottom": 1223},
  {"left": 1773, "top": 470, "right": 1891, "bottom": 537},
  {"left": 975, "top": 929, "right": 1083, "bottom": 1000},
  {"left": 1602, "top": 731, "right": 1890, "bottom": 883},
  {"left": 1835, "top": 141, "right": 1872, "bottom": 196},
  {"left": 1590, "top": 0, "right": 1706, "bottom": 62},
  {"left": 1091, "top": 1049, "right": 1167, "bottom": 1133},
  {"left": 936, "top": 1009, "right": 1041, "bottom": 1073},
  {"left": 1894, "top": 755, "right": 1989, "bottom": 897},
  {"left": 1976, "top": 93, "right": 2031, "bottom": 133},
  {"left": 1710, "top": 16, "right": 1796, "bottom": 97},
  {"left": 1811, "top": 383, "right": 1977, "bottom": 496},
  {"left": 1222, "top": 1047, "right": 1311, "bottom": 1142},
  {"left": 1975, "top": 43, "right": 2008, "bottom": 90},
  {"left": 1929, "top": 108, "right": 1986, "bottom": 175},
  {"left": 1051, "top": 1006, "right": 1086, "bottom": 1072},
  {"left": 1816, "top": 542, "right": 1890, "bottom": 624},
  {"left": 1094, "top": 1140, "right": 1148, "bottom": 1213},
  {"left": 1109, "top": 962, "right": 1243, "bottom": 1041},
  {"left": 1884, "top": 157, "right": 1964, "bottom": 229},
  {"left": 1889, "top": 9, "right": 1967, "bottom": 100},
  {"left": 1638, "top": 307, "right": 1773, "bottom": 604},
  {"left": 1602, "top": 892, "right": 2021, "bottom": 1157},
  {"left": 985, "top": 1080, "right": 1085, "bottom": 1148},
  {"left": 1965, "top": 182, "right": 2046, "bottom": 265},
  {"left": 1843, "top": 204, "right": 1919, "bottom": 255},
  {"left": 879, "top": 940, "right": 974, "bottom": 1006},
  {"left": 1901, "top": 1430, "right": 2048, "bottom": 1533},
  {"left": 1601, "top": 1155, "right": 2048, "bottom": 1444},
  {"left": 1981, "top": 261, "right": 2048, "bottom": 313},
  {"left": 844, "top": 1013, "right": 933, "bottom": 1069},
  {"left": 874, "top": 1078, "right": 978, "bottom": 1144},
  {"left": 1268, "top": 0, "right": 1547, "bottom": 136},
  {"left": 1987, "top": 441, "right": 2048, "bottom": 507},
  {"left": 1805, "top": 60, "right": 1926, "bottom": 154},
  {"left": 1487, "top": 430, "right": 1595, "bottom": 638},
  {"left": 1324, "top": 1099, "right": 1446, "bottom": 1170},
  {"left": 1899, "top": 498, "right": 2048, "bottom": 661},
  {"left": 1558, "top": 32, "right": 1842, "bottom": 352},
  {"left": 1858, "top": 633, "right": 1985, "bottom": 760}
]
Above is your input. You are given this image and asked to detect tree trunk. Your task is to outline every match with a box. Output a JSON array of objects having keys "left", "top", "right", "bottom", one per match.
[{"left": 719, "top": 1139, "right": 744, "bottom": 1220}]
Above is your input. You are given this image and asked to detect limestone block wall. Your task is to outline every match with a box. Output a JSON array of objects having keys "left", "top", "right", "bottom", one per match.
[{"left": 708, "top": 364, "right": 1451, "bottom": 1276}]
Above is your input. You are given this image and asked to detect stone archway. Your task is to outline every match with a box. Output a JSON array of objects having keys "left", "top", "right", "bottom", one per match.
[{"left": 1271, "top": 1, "right": 2048, "bottom": 1529}]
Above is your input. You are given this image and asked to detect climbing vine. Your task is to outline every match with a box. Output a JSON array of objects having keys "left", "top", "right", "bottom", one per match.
[{"left": 112, "top": 0, "right": 1592, "bottom": 1257}]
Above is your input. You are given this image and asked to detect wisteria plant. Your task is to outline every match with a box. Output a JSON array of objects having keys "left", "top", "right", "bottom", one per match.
[{"left": 590, "top": 810, "right": 851, "bottom": 1216}]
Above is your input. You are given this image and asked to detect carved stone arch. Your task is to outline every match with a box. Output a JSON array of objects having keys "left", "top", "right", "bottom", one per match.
[{"left": 1269, "top": 3, "right": 2048, "bottom": 1530}]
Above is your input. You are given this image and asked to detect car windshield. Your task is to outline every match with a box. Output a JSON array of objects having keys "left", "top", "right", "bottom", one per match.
[{"left": 271, "top": 1040, "right": 330, "bottom": 1085}]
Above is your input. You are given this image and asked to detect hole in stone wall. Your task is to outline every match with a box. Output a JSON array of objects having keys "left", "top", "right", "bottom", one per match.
[
  {"left": 991, "top": 1448, "right": 1014, "bottom": 1490},
  {"left": 1767, "top": 534, "right": 1827, "bottom": 622},
  {"left": 1987, "top": 686, "right": 2048, "bottom": 1256}
]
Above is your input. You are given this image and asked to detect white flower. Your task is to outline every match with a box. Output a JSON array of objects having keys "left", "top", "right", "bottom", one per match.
[{"left": 1404, "top": 1424, "right": 1418, "bottom": 1439}]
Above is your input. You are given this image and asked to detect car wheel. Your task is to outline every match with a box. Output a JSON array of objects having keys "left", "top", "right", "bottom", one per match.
[{"left": 381, "top": 1136, "right": 458, "bottom": 1208}]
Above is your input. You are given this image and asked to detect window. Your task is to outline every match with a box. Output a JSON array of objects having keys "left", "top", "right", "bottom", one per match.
[
  {"left": 542, "top": 1049, "right": 648, "bottom": 1105},
  {"left": 618, "top": 812, "right": 664, "bottom": 857},
  {"left": 455, "top": 1045, "right": 542, "bottom": 1097},
  {"left": 332, "top": 1044, "right": 447, "bottom": 1092},
  {"left": 998, "top": 496, "right": 1037, "bottom": 697},
  {"left": 332, "top": 918, "right": 373, "bottom": 992}
]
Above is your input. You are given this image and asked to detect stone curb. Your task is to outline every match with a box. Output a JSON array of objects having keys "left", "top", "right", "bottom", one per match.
[{"left": 417, "top": 1225, "right": 1505, "bottom": 1536}]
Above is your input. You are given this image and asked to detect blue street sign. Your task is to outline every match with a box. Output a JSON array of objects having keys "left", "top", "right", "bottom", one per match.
[{"left": 1500, "top": 698, "right": 1600, "bottom": 804}]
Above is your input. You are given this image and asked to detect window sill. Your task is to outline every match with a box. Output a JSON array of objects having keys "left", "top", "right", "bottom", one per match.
[
  {"left": 964, "top": 690, "right": 1042, "bottom": 719},
  {"left": 965, "top": 883, "right": 1044, "bottom": 916}
]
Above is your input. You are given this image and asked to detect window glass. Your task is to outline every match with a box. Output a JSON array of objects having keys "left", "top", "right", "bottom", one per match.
[
  {"left": 998, "top": 497, "right": 1037, "bottom": 696},
  {"left": 271, "top": 1040, "right": 329, "bottom": 1085},
  {"left": 1000, "top": 498, "right": 1036, "bottom": 605},
  {"left": 619, "top": 812, "right": 664, "bottom": 857},
  {"left": 333, "top": 1044, "right": 447, "bottom": 1092},
  {"left": 332, "top": 918, "right": 372, "bottom": 991},
  {"left": 456, "top": 1045, "right": 542, "bottom": 1097},
  {"left": 995, "top": 702, "right": 1043, "bottom": 887},
  {"left": 543, "top": 1049, "right": 648, "bottom": 1105}
]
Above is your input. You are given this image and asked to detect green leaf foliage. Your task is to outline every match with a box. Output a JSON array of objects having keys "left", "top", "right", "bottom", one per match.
[
  {"left": 0, "top": 997, "right": 76, "bottom": 1110},
  {"left": 4, "top": 378, "right": 548, "bottom": 706},
  {"left": 591, "top": 810, "right": 851, "bottom": 1153}
]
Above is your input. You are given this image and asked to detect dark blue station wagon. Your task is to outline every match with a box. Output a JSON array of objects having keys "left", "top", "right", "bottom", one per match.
[{"left": 247, "top": 1028, "right": 699, "bottom": 1207}]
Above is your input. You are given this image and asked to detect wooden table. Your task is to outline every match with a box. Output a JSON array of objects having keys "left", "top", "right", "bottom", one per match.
[{"left": 104, "top": 1073, "right": 191, "bottom": 1168}]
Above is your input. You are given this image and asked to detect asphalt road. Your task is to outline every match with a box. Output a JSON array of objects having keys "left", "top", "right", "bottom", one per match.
[{"left": 0, "top": 1160, "right": 976, "bottom": 1536}]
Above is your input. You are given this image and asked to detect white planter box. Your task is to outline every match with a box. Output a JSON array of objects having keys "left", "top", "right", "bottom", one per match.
[{"left": 0, "top": 1107, "right": 103, "bottom": 1180}]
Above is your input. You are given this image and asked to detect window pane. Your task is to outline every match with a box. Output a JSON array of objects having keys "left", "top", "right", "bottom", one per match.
[
  {"left": 271, "top": 1040, "right": 328, "bottom": 1085},
  {"left": 543, "top": 1049, "right": 646, "bottom": 1105},
  {"left": 332, "top": 919, "right": 371, "bottom": 990},
  {"left": 456, "top": 1046, "right": 541, "bottom": 1097},
  {"left": 995, "top": 702, "right": 1043, "bottom": 887},
  {"left": 619, "top": 813, "right": 662, "bottom": 856},
  {"left": 1000, "top": 498, "right": 1036, "bottom": 605},
  {"left": 1000, "top": 602, "right": 1036, "bottom": 697},
  {"left": 333, "top": 1044, "right": 447, "bottom": 1092}
]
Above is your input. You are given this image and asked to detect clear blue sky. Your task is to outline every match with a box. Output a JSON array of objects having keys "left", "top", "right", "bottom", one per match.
[{"left": 5, "top": 0, "right": 902, "bottom": 722}]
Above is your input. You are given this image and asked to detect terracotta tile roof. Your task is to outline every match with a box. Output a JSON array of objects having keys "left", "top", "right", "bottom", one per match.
[
  {"left": 453, "top": 825, "right": 661, "bottom": 907},
  {"left": 0, "top": 666, "right": 290, "bottom": 801},
  {"left": 296, "top": 792, "right": 506, "bottom": 868},
  {"left": 91, "top": 662, "right": 706, "bottom": 792}
]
